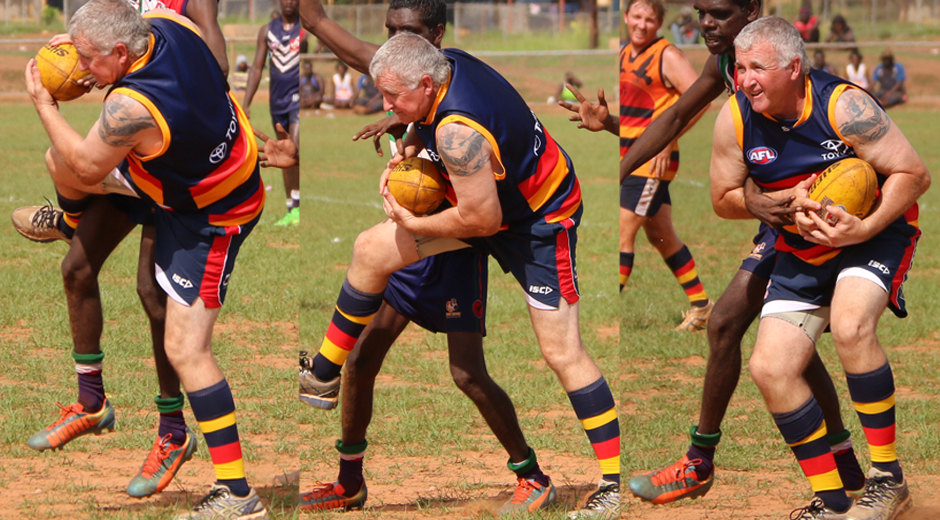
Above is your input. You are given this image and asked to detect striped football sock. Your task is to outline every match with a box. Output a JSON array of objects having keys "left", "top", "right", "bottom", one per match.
[
  {"left": 313, "top": 279, "right": 384, "bottom": 382},
  {"left": 567, "top": 377, "right": 620, "bottom": 484},
  {"left": 773, "top": 397, "right": 850, "bottom": 513},
  {"left": 73, "top": 351, "right": 105, "bottom": 412},
  {"left": 664, "top": 246, "right": 708, "bottom": 307},
  {"left": 56, "top": 191, "right": 92, "bottom": 238},
  {"left": 846, "top": 363, "right": 903, "bottom": 482},
  {"left": 188, "top": 379, "right": 250, "bottom": 497},
  {"left": 619, "top": 252, "right": 634, "bottom": 292}
]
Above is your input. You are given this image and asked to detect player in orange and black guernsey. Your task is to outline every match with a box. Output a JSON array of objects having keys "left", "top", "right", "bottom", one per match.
[
  {"left": 22, "top": 1, "right": 268, "bottom": 517},
  {"left": 298, "top": 0, "right": 560, "bottom": 514},
  {"left": 304, "top": 32, "right": 622, "bottom": 519},
  {"left": 10, "top": 0, "right": 235, "bottom": 502},
  {"left": 243, "top": 0, "right": 302, "bottom": 226},
  {"left": 710, "top": 17, "right": 927, "bottom": 518},
  {"left": 618, "top": 0, "right": 714, "bottom": 332}
]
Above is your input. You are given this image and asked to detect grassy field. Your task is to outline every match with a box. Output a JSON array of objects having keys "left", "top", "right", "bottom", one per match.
[
  {"left": 300, "top": 106, "right": 619, "bottom": 520},
  {"left": 0, "top": 101, "right": 300, "bottom": 519}
]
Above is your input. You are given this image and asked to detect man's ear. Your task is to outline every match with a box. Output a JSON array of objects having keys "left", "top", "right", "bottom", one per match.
[{"left": 431, "top": 24, "right": 445, "bottom": 47}]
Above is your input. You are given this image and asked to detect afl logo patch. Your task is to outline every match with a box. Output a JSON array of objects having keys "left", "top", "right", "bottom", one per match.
[
  {"left": 747, "top": 147, "right": 777, "bottom": 164},
  {"left": 472, "top": 300, "right": 483, "bottom": 318},
  {"left": 209, "top": 143, "right": 227, "bottom": 164}
]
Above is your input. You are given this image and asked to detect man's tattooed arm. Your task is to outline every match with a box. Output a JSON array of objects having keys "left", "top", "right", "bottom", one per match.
[
  {"left": 837, "top": 89, "right": 889, "bottom": 145},
  {"left": 437, "top": 124, "right": 491, "bottom": 177},
  {"left": 97, "top": 94, "right": 155, "bottom": 147}
]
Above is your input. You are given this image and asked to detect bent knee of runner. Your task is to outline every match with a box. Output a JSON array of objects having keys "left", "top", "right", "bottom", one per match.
[{"left": 61, "top": 249, "right": 96, "bottom": 294}]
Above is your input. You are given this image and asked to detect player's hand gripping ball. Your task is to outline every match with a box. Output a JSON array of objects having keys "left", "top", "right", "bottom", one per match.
[
  {"left": 807, "top": 157, "right": 878, "bottom": 225},
  {"left": 35, "top": 43, "right": 91, "bottom": 102},
  {"left": 387, "top": 157, "right": 447, "bottom": 215}
]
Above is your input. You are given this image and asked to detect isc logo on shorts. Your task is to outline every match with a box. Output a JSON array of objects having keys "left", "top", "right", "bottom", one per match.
[
  {"left": 528, "top": 285, "right": 554, "bottom": 295},
  {"left": 747, "top": 147, "right": 777, "bottom": 164},
  {"left": 172, "top": 273, "right": 194, "bottom": 289}
]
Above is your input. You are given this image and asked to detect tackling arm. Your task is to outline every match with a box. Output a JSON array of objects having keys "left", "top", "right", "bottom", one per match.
[
  {"left": 186, "top": 0, "right": 229, "bottom": 76},
  {"left": 620, "top": 55, "right": 725, "bottom": 183},
  {"left": 299, "top": 0, "right": 379, "bottom": 74}
]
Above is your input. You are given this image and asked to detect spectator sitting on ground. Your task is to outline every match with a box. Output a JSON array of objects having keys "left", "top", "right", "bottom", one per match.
[
  {"left": 846, "top": 49, "right": 870, "bottom": 89},
  {"left": 812, "top": 49, "right": 839, "bottom": 77},
  {"left": 873, "top": 50, "right": 907, "bottom": 108},
  {"left": 352, "top": 74, "right": 383, "bottom": 115},
  {"left": 670, "top": 6, "right": 700, "bottom": 44},
  {"left": 793, "top": 5, "right": 819, "bottom": 42},
  {"left": 300, "top": 60, "right": 325, "bottom": 109},
  {"left": 329, "top": 61, "right": 355, "bottom": 109},
  {"left": 549, "top": 71, "right": 583, "bottom": 104},
  {"left": 826, "top": 14, "right": 855, "bottom": 44},
  {"left": 231, "top": 54, "right": 250, "bottom": 91}
]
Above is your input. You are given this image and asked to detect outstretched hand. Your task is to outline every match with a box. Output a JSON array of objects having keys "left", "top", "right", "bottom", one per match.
[
  {"left": 255, "top": 123, "right": 298, "bottom": 168},
  {"left": 353, "top": 113, "right": 407, "bottom": 157},
  {"left": 558, "top": 84, "right": 614, "bottom": 134},
  {"left": 743, "top": 176, "right": 797, "bottom": 228}
]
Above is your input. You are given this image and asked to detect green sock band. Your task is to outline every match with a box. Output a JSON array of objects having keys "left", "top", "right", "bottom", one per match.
[
  {"left": 72, "top": 351, "right": 104, "bottom": 364},
  {"left": 507, "top": 447, "right": 537, "bottom": 474},
  {"left": 155, "top": 394, "right": 185, "bottom": 414},
  {"left": 336, "top": 439, "right": 368, "bottom": 455},
  {"left": 827, "top": 428, "right": 851, "bottom": 446},
  {"left": 690, "top": 425, "right": 722, "bottom": 448}
]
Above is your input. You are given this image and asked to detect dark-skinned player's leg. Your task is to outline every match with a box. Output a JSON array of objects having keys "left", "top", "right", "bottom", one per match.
[
  {"left": 27, "top": 197, "right": 134, "bottom": 451},
  {"left": 629, "top": 269, "right": 865, "bottom": 503},
  {"left": 301, "top": 303, "right": 407, "bottom": 511},
  {"left": 127, "top": 224, "right": 198, "bottom": 498},
  {"left": 446, "top": 331, "right": 556, "bottom": 514},
  {"left": 275, "top": 121, "right": 301, "bottom": 226}
]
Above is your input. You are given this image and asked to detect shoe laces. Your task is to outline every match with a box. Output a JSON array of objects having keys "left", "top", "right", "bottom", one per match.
[
  {"left": 650, "top": 457, "right": 700, "bottom": 486},
  {"left": 583, "top": 483, "right": 619, "bottom": 511},
  {"left": 49, "top": 402, "right": 84, "bottom": 428},
  {"left": 193, "top": 486, "right": 232, "bottom": 511},
  {"left": 30, "top": 201, "right": 60, "bottom": 229},
  {"left": 303, "top": 482, "right": 339, "bottom": 501},
  {"left": 856, "top": 476, "right": 896, "bottom": 508},
  {"left": 509, "top": 478, "right": 541, "bottom": 503},
  {"left": 789, "top": 498, "right": 828, "bottom": 520},
  {"left": 140, "top": 434, "right": 176, "bottom": 477}
]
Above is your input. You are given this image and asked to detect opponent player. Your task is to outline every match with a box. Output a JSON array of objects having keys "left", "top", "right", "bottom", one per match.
[
  {"left": 23, "top": 1, "right": 267, "bottom": 517},
  {"left": 711, "top": 16, "right": 927, "bottom": 518},
  {"left": 619, "top": 0, "right": 712, "bottom": 330},
  {"left": 298, "top": 0, "right": 558, "bottom": 514},
  {"left": 243, "top": 0, "right": 302, "bottom": 226},
  {"left": 565, "top": 0, "right": 864, "bottom": 503},
  {"left": 305, "top": 32, "right": 622, "bottom": 520},
  {"left": 11, "top": 0, "right": 233, "bottom": 500}
]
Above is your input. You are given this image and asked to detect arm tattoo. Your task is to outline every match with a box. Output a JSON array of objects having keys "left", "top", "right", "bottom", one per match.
[
  {"left": 97, "top": 96, "right": 155, "bottom": 147},
  {"left": 838, "top": 91, "right": 889, "bottom": 144},
  {"left": 438, "top": 125, "right": 490, "bottom": 177}
]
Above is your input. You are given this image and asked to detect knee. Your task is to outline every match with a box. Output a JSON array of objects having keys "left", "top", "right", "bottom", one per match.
[
  {"left": 450, "top": 364, "right": 486, "bottom": 395},
  {"left": 61, "top": 251, "right": 95, "bottom": 294},
  {"left": 136, "top": 276, "right": 166, "bottom": 323},
  {"left": 830, "top": 318, "right": 873, "bottom": 352},
  {"left": 706, "top": 305, "right": 744, "bottom": 358}
]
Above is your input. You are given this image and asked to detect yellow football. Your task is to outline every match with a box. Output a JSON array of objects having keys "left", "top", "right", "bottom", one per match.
[
  {"left": 35, "top": 43, "right": 91, "bottom": 102},
  {"left": 387, "top": 157, "right": 447, "bottom": 215},
  {"left": 807, "top": 157, "right": 879, "bottom": 225}
]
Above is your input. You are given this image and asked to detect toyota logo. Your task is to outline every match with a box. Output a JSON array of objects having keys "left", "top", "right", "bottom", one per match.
[{"left": 209, "top": 143, "right": 227, "bottom": 164}]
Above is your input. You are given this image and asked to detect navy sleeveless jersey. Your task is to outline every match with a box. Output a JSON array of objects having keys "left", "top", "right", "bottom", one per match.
[
  {"left": 413, "top": 48, "right": 581, "bottom": 227},
  {"left": 110, "top": 14, "right": 263, "bottom": 227},
  {"left": 731, "top": 69, "right": 913, "bottom": 265},
  {"left": 266, "top": 16, "right": 301, "bottom": 115}
]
